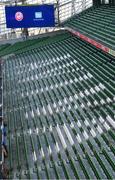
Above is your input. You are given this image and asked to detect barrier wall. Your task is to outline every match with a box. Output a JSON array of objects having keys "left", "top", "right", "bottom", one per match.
[{"left": 66, "top": 27, "right": 115, "bottom": 57}]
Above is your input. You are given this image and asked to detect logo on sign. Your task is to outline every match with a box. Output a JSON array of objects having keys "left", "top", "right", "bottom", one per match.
[
  {"left": 35, "top": 12, "right": 42, "bottom": 19},
  {"left": 15, "top": 12, "right": 23, "bottom": 21}
]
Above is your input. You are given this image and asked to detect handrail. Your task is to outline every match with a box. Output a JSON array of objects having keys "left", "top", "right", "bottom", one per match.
[{"left": 0, "top": 59, "right": 4, "bottom": 177}]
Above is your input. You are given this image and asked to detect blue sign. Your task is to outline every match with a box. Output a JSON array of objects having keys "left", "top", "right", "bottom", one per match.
[{"left": 5, "top": 5, "right": 55, "bottom": 28}]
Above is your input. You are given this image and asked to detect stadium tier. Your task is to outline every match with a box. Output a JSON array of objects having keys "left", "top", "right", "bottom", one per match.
[
  {"left": 3, "top": 32, "right": 115, "bottom": 179},
  {"left": 64, "top": 5, "right": 115, "bottom": 49},
  {"left": 0, "top": 33, "right": 70, "bottom": 57}
]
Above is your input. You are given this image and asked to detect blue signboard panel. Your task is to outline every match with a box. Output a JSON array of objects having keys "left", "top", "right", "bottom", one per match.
[{"left": 5, "top": 5, "right": 55, "bottom": 28}]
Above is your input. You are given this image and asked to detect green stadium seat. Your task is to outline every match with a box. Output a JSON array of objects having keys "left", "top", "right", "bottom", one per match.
[
  {"left": 64, "top": 5, "right": 115, "bottom": 48},
  {"left": 3, "top": 31, "right": 115, "bottom": 179}
]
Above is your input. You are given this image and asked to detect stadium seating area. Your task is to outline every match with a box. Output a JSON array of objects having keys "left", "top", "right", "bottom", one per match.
[
  {"left": 64, "top": 5, "right": 115, "bottom": 49},
  {"left": 3, "top": 32, "right": 115, "bottom": 179},
  {"left": 0, "top": 32, "right": 69, "bottom": 57}
]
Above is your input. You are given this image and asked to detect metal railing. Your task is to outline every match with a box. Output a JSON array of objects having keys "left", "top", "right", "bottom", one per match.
[{"left": 0, "top": 0, "right": 93, "bottom": 41}]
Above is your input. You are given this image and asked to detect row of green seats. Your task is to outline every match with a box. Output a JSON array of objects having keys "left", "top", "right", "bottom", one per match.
[
  {"left": 64, "top": 5, "right": 115, "bottom": 48},
  {"left": 4, "top": 33, "right": 115, "bottom": 179}
]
